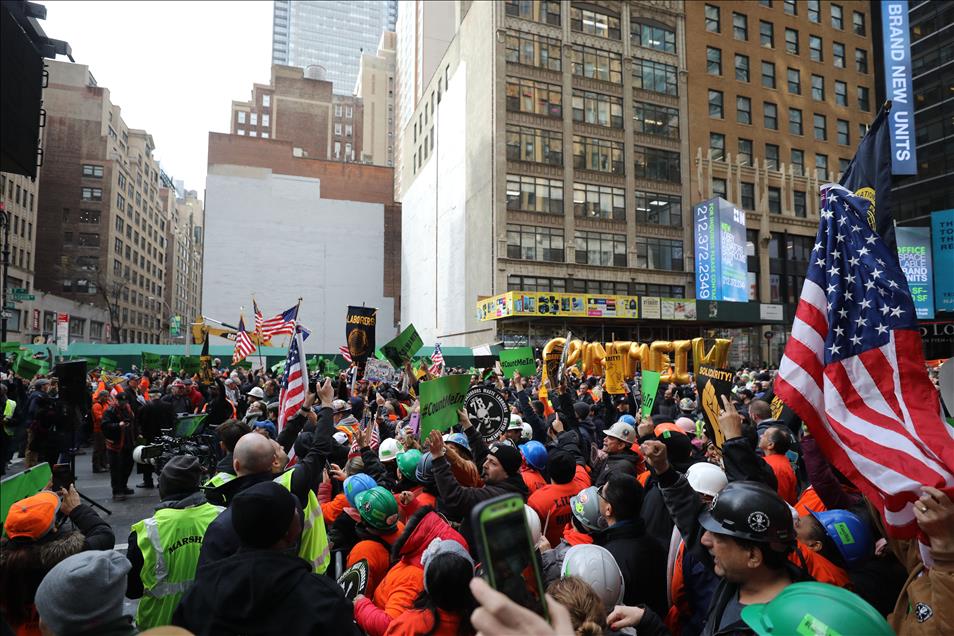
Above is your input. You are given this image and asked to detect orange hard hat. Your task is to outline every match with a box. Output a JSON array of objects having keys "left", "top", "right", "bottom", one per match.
[
  {"left": 4, "top": 491, "right": 60, "bottom": 540},
  {"left": 654, "top": 422, "right": 686, "bottom": 438}
]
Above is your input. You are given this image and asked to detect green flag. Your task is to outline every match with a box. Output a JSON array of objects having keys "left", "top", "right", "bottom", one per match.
[
  {"left": 418, "top": 374, "right": 469, "bottom": 441},
  {"left": 640, "top": 370, "right": 661, "bottom": 417},
  {"left": 141, "top": 351, "right": 162, "bottom": 370},
  {"left": 181, "top": 356, "right": 201, "bottom": 374},
  {"left": 271, "top": 360, "right": 286, "bottom": 374},
  {"left": 14, "top": 355, "right": 42, "bottom": 379},
  {"left": 380, "top": 324, "right": 423, "bottom": 368},
  {"left": 1, "top": 463, "right": 53, "bottom": 531},
  {"left": 99, "top": 357, "right": 119, "bottom": 371},
  {"left": 498, "top": 347, "right": 536, "bottom": 379},
  {"left": 167, "top": 355, "right": 181, "bottom": 371}
]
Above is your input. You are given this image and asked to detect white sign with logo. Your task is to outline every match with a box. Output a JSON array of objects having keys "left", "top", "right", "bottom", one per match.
[
  {"left": 759, "top": 304, "right": 784, "bottom": 321},
  {"left": 56, "top": 313, "right": 69, "bottom": 350}
]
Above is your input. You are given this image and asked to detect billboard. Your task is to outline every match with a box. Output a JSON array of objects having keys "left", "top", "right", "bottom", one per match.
[
  {"left": 881, "top": 1, "right": 917, "bottom": 174},
  {"left": 694, "top": 197, "right": 748, "bottom": 302},
  {"left": 896, "top": 227, "right": 934, "bottom": 319},
  {"left": 477, "top": 292, "right": 640, "bottom": 321},
  {"left": 931, "top": 210, "right": 954, "bottom": 313}
]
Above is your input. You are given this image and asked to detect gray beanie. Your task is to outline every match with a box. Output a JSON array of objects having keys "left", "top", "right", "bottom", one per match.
[
  {"left": 159, "top": 455, "right": 202, "bottom": 499},
  {"left": 35, "top": 550, "right": 131, "bottom": 634},
  {"left": 421, "top": 537, "right": 474, "bottom": 593}
]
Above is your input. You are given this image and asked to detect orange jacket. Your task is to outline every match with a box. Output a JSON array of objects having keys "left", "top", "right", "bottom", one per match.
[
  {"left": 793, "top": 542, "right": 851, "bottom": 588},
  {"left": 348, "top": 523, "right": 404, "bottom": 598},
  {"left": 521, "top": 465, "right": 547, "bottom": 495},
  {"left": 91, "top": 402, "right": 106, "bottom": 434},
  {"left": 383, "top": 608, "right": 463, "bottom": 636},
  {"left": 794, "top": 485, "right": 827, "bottom": 516},
  {"left": 666, "top": 541, "right": 689, "bottom": 636},
  {"left": 571, "top": 464, "right": 592, "bottom": 491},
  {"left": 528, "top": 481, "right": 582, "bottom": 547},
  {"left": 764, "top": 453, "right": 798, "bottom": 505},
  {"left": 447, "top": 445, "right": 482, "bottom": 487},
  {"left": 321, "top": 492, "right": 349, "bottom": 524}
]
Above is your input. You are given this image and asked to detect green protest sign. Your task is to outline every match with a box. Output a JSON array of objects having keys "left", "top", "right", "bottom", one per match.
[
  {"left": 418, "top": 374, "right": 470, "bottom": 441},
  {"left": 1, "top": 463, "right": 53, "bottom": 532},
  {"left": 167, "top": 355, "right": 181, "bottom": 370},
  {"left": 380, "top": 324, "right": 423, "bottom": 368},
  {"left": 99, "top": 357, "right": 119, "bottom": 371},
  {"left": 640, "top": 370, "right": 662, "bottom": 417},
  {"left": 14, "top": 355, "right": 42, "bottom": 379},
  {"left": 1, "top": 342, "right": 23, "bottom": 353},
  {"left": 141, "top": 352, "right": 162, "bottom": 370},
  {"left": 498, "top": 347, "right": 536, "bottom": 379},
  {"left": 181, "top": 356, "right": 201, "bottom": 373},
  {"left": 271, "top": 360, "right": 286, "bottom": 374}
]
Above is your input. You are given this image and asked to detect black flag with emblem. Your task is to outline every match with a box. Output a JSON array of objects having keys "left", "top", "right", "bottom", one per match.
[{"left": 345, "top": 306, "right": 377, "bottom": 366}]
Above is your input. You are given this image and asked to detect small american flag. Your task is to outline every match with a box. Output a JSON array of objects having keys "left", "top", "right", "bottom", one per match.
[
  {"left": 776, "top": 183, "right": 954, "bottom": 539},
  {"left": 253, "top": 299, "right": 268, "bottom": 344},
  {"left": 428, "top": 342, "right": 445, "bottom": 376},
  {"left": 349, "top": 417, "right": 380, "bottom": 456},
  {"left": 231, "top": 315, "right": 256, "bottom": 365},
  {"left": 277, "top": 327, "right": 306, "bottom": 434},
  {"left": 261, "top": 304, "right": 299, "bottom": 340},
  {"left": 339, "top": 345, "right": 353, "bottom": 363}
]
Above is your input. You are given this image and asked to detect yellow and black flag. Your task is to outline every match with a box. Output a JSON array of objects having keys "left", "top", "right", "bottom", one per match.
[{"left": 345, "top": 306, "right": 377, "bottom": 366}]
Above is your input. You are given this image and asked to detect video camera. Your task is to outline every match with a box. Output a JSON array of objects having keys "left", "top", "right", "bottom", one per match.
[{"left": 132, "top": 416, "right": 218, "bottom": 476}]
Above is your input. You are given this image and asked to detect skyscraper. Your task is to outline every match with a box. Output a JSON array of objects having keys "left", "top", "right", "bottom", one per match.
[{"left": 272, "top": 0, "right": 398, "bottom": 95}]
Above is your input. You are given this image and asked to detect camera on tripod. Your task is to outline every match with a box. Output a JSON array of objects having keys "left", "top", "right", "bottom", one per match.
[{"left": 132, "top": 431, "right": 218, "bottom": 476}]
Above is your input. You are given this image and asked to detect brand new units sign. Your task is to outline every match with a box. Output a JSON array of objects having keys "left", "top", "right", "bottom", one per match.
[
  {"left": 881, "top": 1, "right": 917, "bottom": 175},
  {"left": 694, "top": 197, "right": 748, "bottom": 303}
]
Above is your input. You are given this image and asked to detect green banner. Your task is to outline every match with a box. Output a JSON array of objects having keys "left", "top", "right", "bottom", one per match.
[
  {"left": 380, "top": 323, "right": 423, "bottom": 368},
  {"left": 181, "top": 356, "right": 201, "bottom": 374},
  {"left": 498, "top": 347, "right": 536, "bottom": 379},
  {"left": 168, "top": 355, "right": 181, "bottom": 371},
  {"left": 1, "top": 463, "right": 53, "bottom": 532},
  {"left": 640, "top": 370, "right": 661, "bottom": 417},
  {"left": 141, "top": 352, "right": 162, "bottom": 370},
  {"left": 14, "top": 355, "right": 42, "bottom": 379},
  {"left": 99, "top": 357, "right": 119, "bottom": 371},
  {"left": 418, "top": 374, "right": 470, "bottom": 441}
]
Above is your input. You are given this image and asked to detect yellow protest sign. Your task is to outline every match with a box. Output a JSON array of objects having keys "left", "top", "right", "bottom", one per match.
[{"left": 604, "top": 353, "right": 626, "bottom": 395}]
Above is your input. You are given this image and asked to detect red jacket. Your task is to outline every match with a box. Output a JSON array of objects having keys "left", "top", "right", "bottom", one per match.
[
  {"left": 384, "top": 608, "right": 464, "bottom": 636},
  {"left": 528, "top": 481, "right": 582, "bottom": 547}
]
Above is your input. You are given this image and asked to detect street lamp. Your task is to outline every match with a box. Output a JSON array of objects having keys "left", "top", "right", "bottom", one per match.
[
  {"left": 147, "top": 296, "right": 178, "bottom": 343},
  {"left": 0, "top": 205, "right": 9, "bottom": 367}
]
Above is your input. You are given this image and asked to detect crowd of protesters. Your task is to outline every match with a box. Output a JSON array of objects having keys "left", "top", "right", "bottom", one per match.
[{"left": 1, "top": 352, "right": 951, "bottom": 636}]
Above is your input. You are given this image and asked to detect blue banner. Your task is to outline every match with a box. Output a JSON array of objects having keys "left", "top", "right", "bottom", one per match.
[
  {"left": 896, "top": 227, "right": 934, "bottom": 319},
  {"left": 694, "top": 197, "right": 747, "bottom": 302},
  {"left": 931, "top": 210, "right": 954, "bottom": 313},
  {"left": 881, "top": 0, "right": 917, "bottom": 175}
]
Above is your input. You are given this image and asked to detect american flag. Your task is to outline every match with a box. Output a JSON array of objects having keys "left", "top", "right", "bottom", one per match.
[
  {"left": 277, "top": 326, "right": 306, "bottom": 434},
  {"left": 253, "top": 299, "right": 269, "bottom": 344},
  {"left": 231, "top": 315, "right": 256, "bottom": 365},
  {"left": 776, "top": 183, "right": 954, "bottom": 539},
  {"left": 339, "top": 345, "right": 353, "bottom": 363},
  {"left": 260, "top": 304, "right": 299, "bottom": 340},
  {"left": 349, "top": 416, "right": 380, "bottom": 456},
  {"left": 428, "top": 342, "right": 445, "bottom": 376}
]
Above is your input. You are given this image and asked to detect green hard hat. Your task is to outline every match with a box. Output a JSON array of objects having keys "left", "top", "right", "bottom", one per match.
[
  {"left": 396, "top": 449, "right": 423, "bottom": 481},
  {"left": 741, "top": 582, "right": 893, "bottom": 636},
  {"left": 354, "top": 486, "right": 399, "bottom": 531}
]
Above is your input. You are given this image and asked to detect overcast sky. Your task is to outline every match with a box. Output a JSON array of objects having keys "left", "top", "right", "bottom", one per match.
[{"left": 42, "top": 1, "right": 274, "bottom": 196}]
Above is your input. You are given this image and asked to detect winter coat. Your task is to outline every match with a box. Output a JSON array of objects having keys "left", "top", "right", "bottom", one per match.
[
  {"left": 528, "top": 481, "right": 581, "bottom": 547},
  {"left": 592, "top": 448, "right": 641, "bottom": 486},
  {"left": 347, "top": 524, "right": 404, "bottom": 598},
  {"left": 888, "top": 538, "right": 954, "bottom": 636},
  {"left": 596, "top": 518, "right": 667, "bottom": 616},
  {"left": 383, "top": 607, "right": 462, "bottom": 636},
  {"left": 521, "top": 465, "right": 547, "bottom": 495}
]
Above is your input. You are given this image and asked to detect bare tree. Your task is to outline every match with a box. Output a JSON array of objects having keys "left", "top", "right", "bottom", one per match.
[{"left": 95, "top": 271, "right": 128, "bottom": 343}]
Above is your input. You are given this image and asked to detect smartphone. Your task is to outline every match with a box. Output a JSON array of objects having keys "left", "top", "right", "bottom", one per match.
[
  {"left": 471, "top": 493, "right": 549, "bottom": 620},
  {"left": 51, "top": 463, "right": 74, "bottom": 491}
]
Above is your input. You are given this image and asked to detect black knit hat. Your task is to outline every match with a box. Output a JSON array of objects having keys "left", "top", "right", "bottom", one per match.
[
  {"left": 231, "top": 481, "right": 297, "bottom": 548},
  {"left": 548, "top": 450, "right": 576, "bottom": 485},
  {"left": 488, "top": 443, "right": 522, "bottom": 476},
  {"left": 159, "top": 455, "right": 201, "bottom": 499}
]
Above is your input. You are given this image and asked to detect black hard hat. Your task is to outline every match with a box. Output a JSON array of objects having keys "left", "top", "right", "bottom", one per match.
[{"left": 699, "top": 481, "right": 795, "bottom": 548}]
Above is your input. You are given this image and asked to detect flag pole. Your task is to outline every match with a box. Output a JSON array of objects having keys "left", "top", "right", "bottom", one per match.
[{"left": 252, "top": 296, "right": 266, "bottom": 373}]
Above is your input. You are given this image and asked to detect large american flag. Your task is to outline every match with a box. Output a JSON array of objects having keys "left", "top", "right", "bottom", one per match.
[
  {"left": 277, "top": 327, "right": 306, "bottom": 434},
  {"left": 429, "top": 342, "right": 445, "bottom": 376},
  {"left": 339, "top": 345, "right": 353, "bottom": 363},
  {"left": 231, "top": 315, "right": 256, "bottom": 365},
  {"left": 260, "top": 304, "right": 299, "bottom": 340},
  {"left": 776, "top": 183, "right": 954, "bottom": 539}
]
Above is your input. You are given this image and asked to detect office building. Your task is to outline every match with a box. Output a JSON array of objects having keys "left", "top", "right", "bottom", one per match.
[
  {"left": 272, "top": 0, "right": 398, "bottom": 95},
  {"left": 355, "top": 31, "right": 397, "bottom": 166},
  {"left": 160, "top": 179, "right": 204, "bottom": 344},
  {"left": 203, "top": 133, "right": 401, "bottom": 353},
  {"left": 0, "top": 171, "right": 39, "bottom": 334}
]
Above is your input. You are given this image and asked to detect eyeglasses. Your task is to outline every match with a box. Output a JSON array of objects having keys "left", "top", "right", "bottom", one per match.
[{"left": 596, "top": 486, "right": 607, "bottom": 502}]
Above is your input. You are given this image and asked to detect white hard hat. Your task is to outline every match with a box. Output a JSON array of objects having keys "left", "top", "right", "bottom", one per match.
[
  {"left": 508, "top": 414, "right": 524, "bottom": 431},
  {"left": 561, "top": 544, "right": 625, "bottom": 609},
  {"left": 332, "top": 431, "right": 349, "bottom": 445},
  {"left": 524, "top": 505, "right": 541, "bottom": 545},
  {"left": 520, "top": 422, "right": 533, "bottom": 442},
  {"left": 603, "top": 421, "right": 636, "bottom": 444},
  {"left": 686, "top": 462, "right": 728, "bottom": 498},
  {"left": 247, "top": 386, "right": 265, "bottom": 399},
  {"left": 132, "top": 445, "right": 147, "bottom": 465},
  {"left": 378, "top": 437, "right": 405, "bottom": 463},
  {"left": 675, "top": 416, "right": 696, "bottom": 435}
]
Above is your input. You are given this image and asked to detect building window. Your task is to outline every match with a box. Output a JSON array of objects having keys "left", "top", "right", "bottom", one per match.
[
  {"left": 631, "top": 20, "right": 676, "bottom": 53},
  {"left": 706, "top": 46, "right": 722, "bottom": 75},
  {"left": 858, "top": 86, "right": 870, "bottom": 111},
  {"left": 345, "top": 106, "right": 353, "bottom": 118},
  {"left": 335, "top": 104, "right": 342, "bottom": 117},
  {"left": 634, "top": 146, "right": 681, "bottom": 182},
  {"left": 738, "top": 138, "right": 753, "bottom": 165},
  {"left": 262, "top": 132, "right": 269, "bottom": 139},
  {"left": 710, "top": 132, "right": 725, "bottom": 160},
  {"left": 815, "top": 153, "right": 828, "bottom": 180},
  {"left": 635, "top": 191, "right": 681, "bottom": 226},
  {"left": 633, "top": 102, "right": 680, "bottom": 138},
  {"left": 808, "top": 0, "right": 820, "bottom": 23},
  {"left": 506, "top": 31, "right": 562, "bottom": 71},
  {"left": 572, "top": 136, "right": 624, "bottom": 174},
  {"left": 853, "top": 11, "right": 866, "bottom": 36},
  {"left": 571, "top": 90, "right": 623, "bottom": 128},
  {"left": 766, "top": 143, "right": 780, "bottom": 170},
  {"left": 506, "top": 126, "right": 563, "bottom": 166},
  {"left": 785, "top": 28, "right": 799, "bottom": 54},
  {"left": 705, "top": 4, "right": 721, "bottom": 32},
  {"left": 733, "top": 12, "right": 748, "bottom": 40},
  {"left": 708, "top": 89, "right": 724, "bottom": 118},
  {"left": 736, "top": 54, "right": 750, "bottom": 82},
  {"left": 713, "top": 178, "right": 727, "bottom": 199},
  {"left": 237, "top": 111, "right": 246, "bottom": 124},
  {"left": 504, "top": 0, "right": 561, "bottom": 25},
  {"left": 855, "top": 48, "right": 868, "bottom": 73},
  {"left": 237, "top": 129, "right": 245, "bottom": 136},
  {"left": 831, "top": 4, "right": 843, "bottom": 30},
  {"left": 506, "top": 224, "right": 564, "bottom": 262},
  {"left": 764, "top": 102, "right": 778, "bottom": 129},
  {"left": 249, "top": 131, "right": 257, "bottom": 137},
  {"left": 575, "top": 231, "right": 626, "bottom": 266},
  {"left": 836, "top": 119, "right": 849, "bottom": 145},
  {"left": 768, "top": 187, "right": 782, "bottom": 213},
  {"left": 834, "top": 80, "right": 847, "bottom": 106},
  {"left": 570, "top": 45, "right": 622, "bottom": 83},
  {"left": 811, "top": 74, "right": 825, "bottom": 100},
  {"left": 507, "top": 275, "right": 566, "bottom": 293},
  {"left": 250, "top": 113, "right": 258, "bottom": 125},
  {"left": 115, "top": 217, "right": 124, "bottom": 233},
  {"left": 833, "top": 42, "right": 845, "bottom": 67},
  {"left": 262, "top": 114, "right": 270, "bottom": 127},
  {"left": 506, "top": 78, "right": 562, "bottom": 117},
  {"left": 262, "top": 94, "right": 270, "bottom": 108},
  {"left": 635, "top": 237, "right": 684, "bottom": 271},
  {"left": 789, "top": 108, "right": 803, "bottom": 135},
  {"left": 77, "top": 232, "right": 100, "bottom": 247},
  {"left": 569, "top": 279, "right": 633, "bottom": 295},
  {"left": 633, "top": 283, "right": 685, "bottom": 297},
  {"left": 79, "top": 209, "right": 100, "bottom": 224},
  {"left": 506, "top": 174, "right": 564, "bottom": 214},
  {"left": 345, "top": 124, "right": 352, "bottom": 137},
  {"left": 740, "top": 182, "right": 755, "bottom": 209},
  {"left": 737, "top": 96, "right": 752, "bottom": 124},
  {"left": 81, "top": 187, "right": 102, "bottom": 201},
  {"left": 784, "top": 0, "right": 797, "bottom": 14},
  {"left": 791, "top": 148, "right": 805, "bottom": 175},
  {"left": 575, "top": 183, "right": 625, "bottom": 220},
  {"left": 761, "top": 61, "right": 776, "bottom": 88},
  {"left": 633, "top": 59, "right": 678, "bottom": 96},
  {"left": 794, "top": 191, "right": 807, "bottom": 217},
  {"left": 839, "top": 157, "right": 851, "bottom": 175},
  {"left": 82, "top": 164, "right": 103, "bottom": 178},
  {"left": 334, "top": 141, "right": 341, "bottom": 158},
  {"left": 787, "top": 67, "right": 801, "bottom": 94},
  {"left": 570, "top": 5, "right": 620, "bottom": 39},
  {"left": 335, "top": 123, "right": 342, "bottom": 135},
  {"left": 760, "top": 20, "right": 774, "bottom": 48},
  {"left": 809, "top": 35, "right": 823, "bottom": 62},
  {"left": 116, "top": 193, "right": 125, "bottom": 211}
]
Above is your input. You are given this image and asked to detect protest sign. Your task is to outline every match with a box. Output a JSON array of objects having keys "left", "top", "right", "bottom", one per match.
[
  {"left": 604, "top": 354, "right": 626, "bottom": 395},
  {"left": 167, "top": 355, "right": 181, "bottom": 371},
  {"left": 465, "top": 385, "right": 509, "bottom": 443},
  {"left": 640, "top": 370, "right": 661, "bottom": 417},
  {"left": 14, "top": 355, "right": 42, "bottom": 379},
  {"left": 1, "top": 463, "right": 52, "bottom": 530},
  {"left": 346, "top": 306, "right": 377, "bottom": 365},
  {"left": 338, "top": 559, "right": 369, "bottom": 601},
  {"left": 98, "top": 357, "right": 119, "bottom": 371},
  {"left": 544, "top": 342, "right": 563, "bottom": 386},
  {"left": 696, "top": 365, "right": 735, "bottom": 448},
  {"left": 381, "top": 324, "right": 423, "bottom": 367},
  {"left": 181, "top": 356, "right": 201, "bottom": 374},
  {"left": 364, "top": 358, "right": 402, "bottom": 384},
  {"left": 141, "top": 352, "right": 162, "bottom": 370},
  {"left": 498, "top": 347, "right": 536, "bottom": 379},
  {"left": 419, "top": 374, "right": 469, "bottom": 441}
]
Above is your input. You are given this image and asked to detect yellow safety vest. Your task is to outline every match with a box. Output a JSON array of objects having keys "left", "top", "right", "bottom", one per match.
[
  {"left": 204, "top": 472, "right": 236, "bottom": 488},
  {"left": 274, "top": 469, "right": 330, "bottom": 574}
]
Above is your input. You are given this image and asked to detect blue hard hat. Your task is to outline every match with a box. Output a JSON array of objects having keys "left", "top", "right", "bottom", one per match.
[
  {"left": 344, "top": 473, "right": 377, "bottom": 507},
  {"left": 619, "top": 414, "right": 637, "bottom": 427},
  {"left": 810, "top": 508, "right": 873, "bottom": 567},
  {"left": 520, "top": 440, "right": 548, "bottom": 471},
  {"left": 415, "top": 452, "right": 435, "bottom": 485},
  {"left": 445, "top": 432, "right": 471, "bottom": 453}
]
